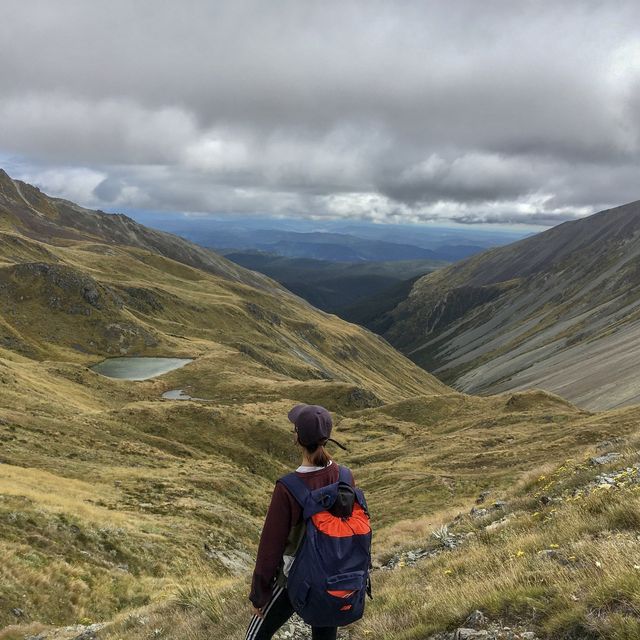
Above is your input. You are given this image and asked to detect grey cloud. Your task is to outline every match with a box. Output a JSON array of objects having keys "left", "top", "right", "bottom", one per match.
[
  {"left": 2, "top": 0, "right": 640, "bottom": 226},
  {"left": 452, "top": 212, "right": 584, "bottom": 226},
  {"left": 93, "top": 177, "right": 125, "bottom": 203},
  {"left": 378, "top": 152, "right": 545, "bottom": 204}
]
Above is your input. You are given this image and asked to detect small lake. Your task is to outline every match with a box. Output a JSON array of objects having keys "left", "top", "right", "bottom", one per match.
[
  {"left": 90, "top": 357, "right": 193, "bottom": 381},
  {"left": 162, "top": 388, "right": 211, "bottom": 402}
]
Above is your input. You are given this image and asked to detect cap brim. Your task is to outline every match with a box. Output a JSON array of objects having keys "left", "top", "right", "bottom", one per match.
[{"left": 287, "top": 403, "right": 308, "bottom": 423}]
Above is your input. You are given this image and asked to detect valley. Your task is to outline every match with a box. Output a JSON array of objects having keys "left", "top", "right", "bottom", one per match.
[
  {"left": 220, "top": 251, "right": 442, "bottom": 316},
  {"left": 0, "top": 171, "right": 638, "bottom": 640}
]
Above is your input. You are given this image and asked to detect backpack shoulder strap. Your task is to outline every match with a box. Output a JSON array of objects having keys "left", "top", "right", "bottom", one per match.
[
  {"left": 337, "top": 464, "right": 353, "bottom": 486},
  {"left": 278, "top": 472, "right": 311, "bottom": 508}
]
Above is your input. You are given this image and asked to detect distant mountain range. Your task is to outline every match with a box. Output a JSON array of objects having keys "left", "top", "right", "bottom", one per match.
[
  {"left": 127, "top": 211, "right": 526, "bottom": 263},
  {"left": 242, "top": 231, "right": 484, "bottom": 262},
  {"left": 377, "top": 199, "right": 640, "bottom": 410}
]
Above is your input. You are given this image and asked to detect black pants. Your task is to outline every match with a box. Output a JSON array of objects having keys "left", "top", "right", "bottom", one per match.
[{"left": 245, "top": 585, "right": 337, "bottom": 640}]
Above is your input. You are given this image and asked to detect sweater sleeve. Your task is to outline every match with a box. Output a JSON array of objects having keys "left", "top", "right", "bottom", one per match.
[{"left": 249, "top": 482, "right": 295, "bottom": 608}]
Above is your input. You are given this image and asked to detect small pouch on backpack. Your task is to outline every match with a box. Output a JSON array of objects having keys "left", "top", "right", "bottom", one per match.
[
  {"left": 326, "top": 571, "right": 365, "bottom": 612},
  {"left": 326, "top": 571, "right": 365, "bottom": 595}
]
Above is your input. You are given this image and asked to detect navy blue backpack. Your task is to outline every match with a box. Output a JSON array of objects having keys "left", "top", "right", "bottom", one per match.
[{"left": 279, "top": 465, "right": 372, "bottom": 627}]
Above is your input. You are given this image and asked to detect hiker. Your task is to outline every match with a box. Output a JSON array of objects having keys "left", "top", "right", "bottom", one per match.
[{"left": 246, "top": 403, "right": 371, "bottom": 640}]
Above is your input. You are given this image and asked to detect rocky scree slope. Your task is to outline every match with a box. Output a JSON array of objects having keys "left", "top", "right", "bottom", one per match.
[{"left": 383, "top": 200, "right": 640, "bottom": 410}]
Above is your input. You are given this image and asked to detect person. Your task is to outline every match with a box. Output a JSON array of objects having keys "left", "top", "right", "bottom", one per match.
[{"left": 245, "top": 403, "right": 354, "bottom": 640}]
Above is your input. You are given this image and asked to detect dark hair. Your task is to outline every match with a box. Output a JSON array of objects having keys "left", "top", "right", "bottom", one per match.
[{"left": 304, "top": 440, "right": 332, "bottom": 467}]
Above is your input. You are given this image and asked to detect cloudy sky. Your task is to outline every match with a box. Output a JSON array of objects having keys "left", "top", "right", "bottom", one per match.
[{"left": 2, "top": 0, "right": 640, "bottom": 227}]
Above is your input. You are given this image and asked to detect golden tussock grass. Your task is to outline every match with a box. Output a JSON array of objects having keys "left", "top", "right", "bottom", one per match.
[{"left": 1, "top": 222, "right": 639, "bottom": 638}]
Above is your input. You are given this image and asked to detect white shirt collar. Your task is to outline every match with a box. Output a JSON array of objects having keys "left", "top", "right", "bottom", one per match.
[{"left": 296, "top": 459, "right": 333, "bottom": 473}]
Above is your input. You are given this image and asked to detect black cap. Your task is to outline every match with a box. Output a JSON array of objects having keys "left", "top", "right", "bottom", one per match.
[{"left": 287, "top": 404, "right": 348, "bottom": 450}]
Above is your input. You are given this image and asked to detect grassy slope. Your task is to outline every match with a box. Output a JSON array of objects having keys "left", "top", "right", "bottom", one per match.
[
  {"left": 0, "top": 217, "right": 447, "bottom": 634},
  {"left": 359, "top": 427, "right": 640, "bottom": 640},
  {"left": 76, "top": 396, "right": 640, "bottom": 640},
  {"left": 3, "top": 344, "right": 640, "bottom": 640},
  {"left": 0, "top": 184, "right": 639, "bottom": 639}
]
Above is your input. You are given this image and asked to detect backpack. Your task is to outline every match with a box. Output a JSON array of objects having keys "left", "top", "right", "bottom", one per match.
[{"left": 278, "top": 465, "right": 372, "bottom": 627}]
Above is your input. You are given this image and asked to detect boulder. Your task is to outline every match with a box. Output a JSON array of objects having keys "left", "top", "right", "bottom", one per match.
[
  {"left": 590, "top": 452, "right": 622, "bottom": 465},
  {"left": 454, "top": 630, "right": 489, "bottom": 640},
  {"left": 464, "top": 610, "right": 487, "bottom": 629}
]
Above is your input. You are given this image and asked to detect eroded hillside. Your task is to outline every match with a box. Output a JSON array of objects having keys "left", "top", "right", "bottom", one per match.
[{"left": 382, "top": 200, "right": 640, "bottom": 410}]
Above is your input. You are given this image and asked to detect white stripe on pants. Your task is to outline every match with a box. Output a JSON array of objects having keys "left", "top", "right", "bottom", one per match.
[{"left": 245, "top": 586, "right": 285, "bottom": 640}]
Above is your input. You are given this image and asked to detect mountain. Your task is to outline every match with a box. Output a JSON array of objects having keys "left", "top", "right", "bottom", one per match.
[
  {"left": 381, "top": 200, "right": 640, "bottom": 410},
  {"left": 128, "top": 212, "right": 516, "bottom": 262},
  {"left": 251, "top": 232, "right": 446, "bottom": 262},
  {"left": 222, "top": 250, "right": 442, "bottom": 313},
  {"left": 1, "top": 170, "right": 638, "bottom": 640},
  {"left": 0, "top": 168, "right": 445, "bottom": 397},
  {"left": 0, "top": 169, "right": 276, "bottom": 292}
]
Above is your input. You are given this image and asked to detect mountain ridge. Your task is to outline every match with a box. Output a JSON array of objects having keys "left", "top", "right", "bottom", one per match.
[
  {"left": 0, "top": 169, "right": 283, "bottom": 294},
  {"left": 381, "top": 198, "right": 640, "bottom": 410}
]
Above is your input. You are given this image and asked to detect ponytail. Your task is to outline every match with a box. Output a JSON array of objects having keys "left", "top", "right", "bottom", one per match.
[{"left": 304, "top": 441, "right": 332, "bottom": 467}]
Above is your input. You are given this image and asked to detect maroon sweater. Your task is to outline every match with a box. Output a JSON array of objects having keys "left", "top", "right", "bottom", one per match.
[{"left": 249, "top": 462, "right": 355, "bottom": 608}]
